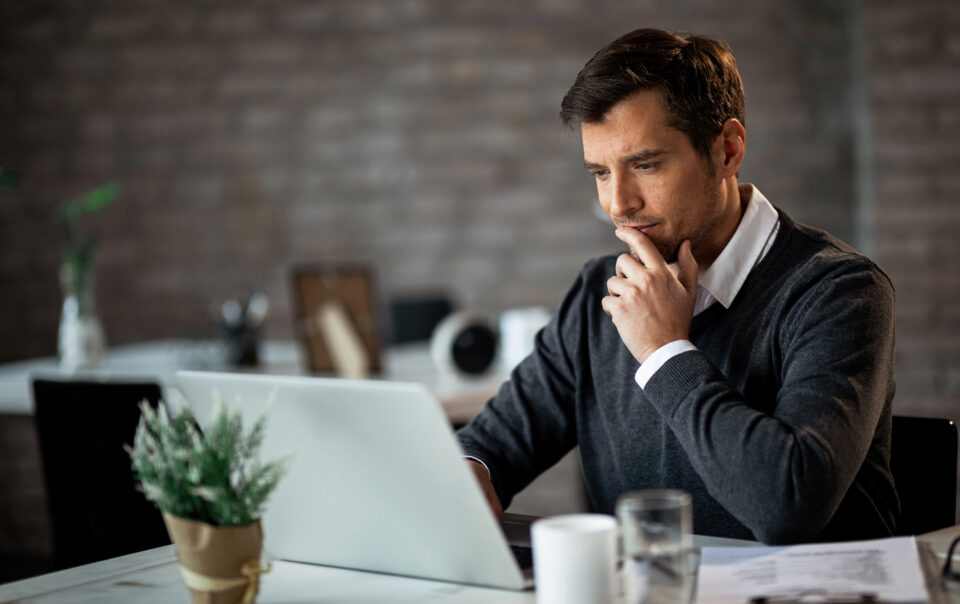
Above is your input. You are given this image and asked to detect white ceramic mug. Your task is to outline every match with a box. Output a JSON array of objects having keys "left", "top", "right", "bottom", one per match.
[{"left": 532, "top": 513, "right": 618, "bottom": 604}]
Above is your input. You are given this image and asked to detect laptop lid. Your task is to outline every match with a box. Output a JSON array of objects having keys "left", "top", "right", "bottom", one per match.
[{"left": 174, "top": 370, "right": 528, "bottom": 590}]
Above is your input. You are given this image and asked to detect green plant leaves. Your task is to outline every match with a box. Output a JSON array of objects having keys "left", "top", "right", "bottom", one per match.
[
  {"left": 126, "top": 396, "right": 291, "bottom": 527},
  {"left": 60, "top": 181, "right": 120, "bottom": 225},
  {"left": 0, "top": 166, "right": 20, "bottom": 191}
]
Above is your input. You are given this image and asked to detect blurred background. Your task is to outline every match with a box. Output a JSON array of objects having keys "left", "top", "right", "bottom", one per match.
[
  {"left": 0, "top": 0, "right": 958, "bottom": 584},
  {"left": 2, "top": 0, "right": 957, "bottom": 401}
]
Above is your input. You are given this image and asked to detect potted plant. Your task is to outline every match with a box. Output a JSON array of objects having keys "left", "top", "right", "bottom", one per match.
[
  {"left": 56, "top": 181, "right": 120, "bottom": 369},
  {"left": 126, "top": 394, "right": 291, "bottom": 604},
  {"left": 0, "top": 167, "right": 120, "bottom": 369}
]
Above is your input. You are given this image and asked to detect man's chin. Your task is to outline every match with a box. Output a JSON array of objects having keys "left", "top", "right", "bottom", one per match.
[
  {"left": 658, "top": 242, "right": 680, "bottom": 264},
  {"left": 629, "top": 241, "right": 679, "bottom": 265}
]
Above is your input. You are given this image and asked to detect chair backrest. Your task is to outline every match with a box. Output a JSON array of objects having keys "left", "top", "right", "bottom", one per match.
[
  {"left": 32, "top": 378, "right": 170, "bottom": 569},
  {"left": 388, "top": 295, "right": 454, "bottom": 344},
  {"left": 890, "top": 415, "right": 958, "bottom": 536}
]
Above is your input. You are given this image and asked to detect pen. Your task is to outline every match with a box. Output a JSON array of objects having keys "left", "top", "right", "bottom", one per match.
[{"left": 749, "top": 591, "right": 880, "bottom": 603}]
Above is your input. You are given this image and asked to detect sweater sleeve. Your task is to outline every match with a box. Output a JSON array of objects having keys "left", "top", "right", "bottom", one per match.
[
  {"left": 643, "top": 260, "right": 896, "bottom": 544},
  {"left": 455, "top": 265, "right": 588, "bottom": 510}
]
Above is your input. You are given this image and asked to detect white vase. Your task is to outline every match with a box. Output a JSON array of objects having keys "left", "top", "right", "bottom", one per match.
[{"left": 57, "top": 263, "right": 105, "bottom": 370}]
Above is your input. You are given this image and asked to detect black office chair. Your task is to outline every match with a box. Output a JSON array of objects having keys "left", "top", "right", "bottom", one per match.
[
  {"left": 32, "top": 378, "right": 171, "bottom": 570},
  {"left": 388, "top": 294, "right": 454, "bottom": 344},
  {"left": 890, "top": 415, "right": 958, "bottom": 536}
]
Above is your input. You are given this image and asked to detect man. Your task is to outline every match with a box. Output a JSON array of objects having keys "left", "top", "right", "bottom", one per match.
[{"left": 457, "top": 28, "right": 898, "bottom": 544}]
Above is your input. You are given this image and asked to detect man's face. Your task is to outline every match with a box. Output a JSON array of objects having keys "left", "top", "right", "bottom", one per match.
[{"left": 581, "top": 89, "right": 733, "bottom": 265}]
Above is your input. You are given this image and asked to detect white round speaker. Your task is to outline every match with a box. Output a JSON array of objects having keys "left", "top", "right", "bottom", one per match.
[{"left": 430, "top": 311, "right": 499, "bottom": 378}]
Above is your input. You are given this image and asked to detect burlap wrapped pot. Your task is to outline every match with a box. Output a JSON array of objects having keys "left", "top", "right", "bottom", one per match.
[{"left": 163, "top": 513, "right": 271, "bottom": 604}]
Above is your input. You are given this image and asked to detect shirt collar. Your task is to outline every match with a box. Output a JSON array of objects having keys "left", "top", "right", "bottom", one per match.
[{"left": 697, "top": 184, "right": 779, "bottom": 309}]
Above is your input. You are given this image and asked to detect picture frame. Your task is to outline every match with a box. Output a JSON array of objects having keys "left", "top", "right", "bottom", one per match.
[{"left": 290, "top": 265, "right": 382, "bottom": 374}]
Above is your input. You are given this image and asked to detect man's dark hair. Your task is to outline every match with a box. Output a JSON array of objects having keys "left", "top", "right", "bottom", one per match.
[{"left": 560, "top": 28, "right": 745, "bottom": 159}]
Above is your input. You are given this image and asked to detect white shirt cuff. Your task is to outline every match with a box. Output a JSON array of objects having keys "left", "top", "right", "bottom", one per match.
[
  {"left": 634, "top": 340, "right": 699, "bottom": 389},
  {"left": 464, "top": 455, "right": 492, "bottom": 479}
]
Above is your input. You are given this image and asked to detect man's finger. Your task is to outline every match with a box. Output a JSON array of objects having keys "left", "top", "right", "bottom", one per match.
[
  {"left": 615, "top": 252, "right": 644, "bottom": 280},
  {"left": 607, "top": 274, "right": 636, "bottom": 297},
  {"left": 600, "top": 295, "right": 616, "bottom": 318},
  {"left": 615, "top": 227, "right": 667, "bottom": 271},
  {"left": 677, "top": 239, "right": 699, "bottom": 296}
]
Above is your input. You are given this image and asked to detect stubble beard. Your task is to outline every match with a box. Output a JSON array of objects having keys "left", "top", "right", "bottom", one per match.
[{"left": 626, "top": 178, "right": 723, "bottom": 265}]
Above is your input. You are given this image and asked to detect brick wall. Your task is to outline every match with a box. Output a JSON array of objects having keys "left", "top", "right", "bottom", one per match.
[
  {"left": 865, "top": 0, "right": 960, "bottom": 417},
  {"left": 0, "top": 1, "right": 956, "bottom": 420}
]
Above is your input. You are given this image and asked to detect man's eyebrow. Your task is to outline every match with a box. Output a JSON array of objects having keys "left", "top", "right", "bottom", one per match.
[
  {"left": 583, "top": 149, "right": 667, "bottom": 171},
  {"left": 622, "top": 149, "right": 666, "bottom": 164}
]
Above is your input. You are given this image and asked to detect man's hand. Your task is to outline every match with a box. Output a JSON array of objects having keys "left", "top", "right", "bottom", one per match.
[
  {"left": 467, "top": 459, "right": 503, "bottom": 520},
  {"left": 602, "top": 228, "right": 698, "bottom": 363}
]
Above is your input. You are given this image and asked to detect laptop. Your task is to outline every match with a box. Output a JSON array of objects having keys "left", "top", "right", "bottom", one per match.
[{"left": 174, "top": 370, "right": 533, "bottom": 590}]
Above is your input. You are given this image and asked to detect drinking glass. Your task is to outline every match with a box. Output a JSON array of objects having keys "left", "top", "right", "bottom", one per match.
[{"left": 617, "top": 490, "right": 694, "bottom": 604}]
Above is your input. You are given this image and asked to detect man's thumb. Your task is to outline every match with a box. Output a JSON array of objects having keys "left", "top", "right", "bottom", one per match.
[{"left": 678, "top": 240, "right": 698, "bottom": 295}]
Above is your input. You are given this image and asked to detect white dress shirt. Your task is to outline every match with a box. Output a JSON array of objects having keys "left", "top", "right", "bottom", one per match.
[{"left": 634, "top": 184, "right": 780, "bottom": 388}]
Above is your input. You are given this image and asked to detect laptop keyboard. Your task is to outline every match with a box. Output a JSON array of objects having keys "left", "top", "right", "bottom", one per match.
[{"left": 510, "top": 544, "right": 533, "bottom": 570}]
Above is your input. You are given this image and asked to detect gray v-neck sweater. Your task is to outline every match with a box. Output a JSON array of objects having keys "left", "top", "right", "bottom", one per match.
[{"left": 457, "top": 209, "right": 898, "bottom": 544}]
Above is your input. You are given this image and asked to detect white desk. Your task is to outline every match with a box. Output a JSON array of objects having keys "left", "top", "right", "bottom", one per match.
[
  {"left": 0, "top": 339, "right": 507, "bottom": 424},
  {"left": 0, "top": 546, "right": 529, "bottom": 604},
  {"left": 2, "top": 530, "right": 956, "bottom": 604},
  {"left": 0, "top": 531, "right": 763, "bottom": 604}
]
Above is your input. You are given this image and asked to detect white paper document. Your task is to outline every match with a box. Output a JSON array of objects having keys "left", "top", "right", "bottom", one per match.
[{"left": 695, "top": 536, "right": 928, "bottom": 603}]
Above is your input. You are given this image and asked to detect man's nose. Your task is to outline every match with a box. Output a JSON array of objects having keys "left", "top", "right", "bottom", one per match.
[{"left": 608, "top": 172, "right": 642, "bottom": 217}]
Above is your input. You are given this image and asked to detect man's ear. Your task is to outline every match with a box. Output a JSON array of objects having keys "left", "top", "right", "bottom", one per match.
[{"left": 715, "top": 118, "right": 746, "bottom": 178}]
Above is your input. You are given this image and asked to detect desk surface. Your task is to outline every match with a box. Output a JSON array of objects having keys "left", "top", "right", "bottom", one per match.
[
  {"left": 4, "top": 530, "right": 957, "bottom": 604},
  {"left": 0, "top": 532, "right": 764, "bottom": 604},
  {"left": 0, "top": 339, "right": 506, "bottom": 424},
  {"left": 0, "top": 545, "right": 527, "bottom": 604}
]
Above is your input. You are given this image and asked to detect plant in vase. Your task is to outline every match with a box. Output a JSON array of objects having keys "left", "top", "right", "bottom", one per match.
[
  {"left": 0, "top": 167, "right": 120, "bottom": 369},
  {"left": 57, "top": 181, "right": 120, "bottom": 369},
  {"left": 126, "top": 393, "right": 291, "bottom": 604}
]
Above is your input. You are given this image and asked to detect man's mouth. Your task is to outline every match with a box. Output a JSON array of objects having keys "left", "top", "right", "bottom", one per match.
[{"left": 623, "top": 223, "right": 657, "bottom": 234}]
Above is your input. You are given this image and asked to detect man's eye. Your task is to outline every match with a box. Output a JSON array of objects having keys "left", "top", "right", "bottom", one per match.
[
  {"left": 592, "top": 170, "right": 609, "bottom": 179},
  {"left": 635, "top": 162, "right": 655, "bottom": 171}
]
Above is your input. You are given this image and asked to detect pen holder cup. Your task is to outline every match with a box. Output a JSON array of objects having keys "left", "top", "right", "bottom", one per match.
[{"left": 219, "top": 323, "right": 261, "bottom": 367}]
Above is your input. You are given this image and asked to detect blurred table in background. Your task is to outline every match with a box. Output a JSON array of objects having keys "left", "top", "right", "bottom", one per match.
[
  {"left": 0, "top": 339, "right": 506, "bottom": 424},
  {"left": 0, "top": 339, "right": 507, "bottom": 583}
]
